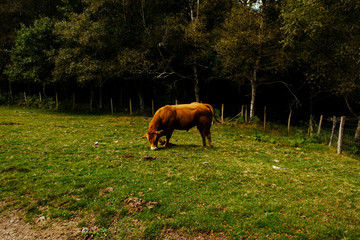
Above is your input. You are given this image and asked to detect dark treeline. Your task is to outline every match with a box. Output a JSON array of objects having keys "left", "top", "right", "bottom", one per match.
[{"left": 1, "top": 0, "right": 360, "bottom": 120}]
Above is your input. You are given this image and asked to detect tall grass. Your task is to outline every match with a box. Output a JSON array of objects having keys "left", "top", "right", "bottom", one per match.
[{"left": 0, "top": 106, "right": 359, "bottom": 239}]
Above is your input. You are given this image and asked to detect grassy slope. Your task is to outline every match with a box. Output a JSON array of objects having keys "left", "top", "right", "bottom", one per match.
[{"left": 0, "top": 106, "right": 359, "bottom": 239}]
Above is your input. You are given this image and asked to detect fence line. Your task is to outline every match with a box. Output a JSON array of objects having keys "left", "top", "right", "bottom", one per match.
[{"left": 216, "top": 103, "right": 359, "bottom": 155}]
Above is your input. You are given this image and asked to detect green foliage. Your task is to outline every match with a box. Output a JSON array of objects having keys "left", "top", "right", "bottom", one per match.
[
  {"left": 281, "top": 0, "right": 360, "bottom": 110},
  {"left": 5, "top": 93, "right": 56, "bottom": 109},
  {"left": 1, "top": 0, "right": 360, "bottom": 121},
  {"left": 5, "top": 17, "right": 57, "bottom": 86}
]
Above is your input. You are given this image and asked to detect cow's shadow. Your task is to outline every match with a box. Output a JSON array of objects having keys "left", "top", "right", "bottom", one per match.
[{"left": 158, "top": 143, "right": 213, "bottom": 150}]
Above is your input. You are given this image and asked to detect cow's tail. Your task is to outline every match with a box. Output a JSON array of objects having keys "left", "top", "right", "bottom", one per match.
[{"left": 205, "top": 104, "right": 222, "bottom": 123}]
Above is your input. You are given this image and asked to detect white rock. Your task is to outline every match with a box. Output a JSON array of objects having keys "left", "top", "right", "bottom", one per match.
[
  {"left": 272, "top": 165, "right": 287, "bottom": 170},
  {"left": 36, "top": 216, "right": 46, "bottom": 223}
]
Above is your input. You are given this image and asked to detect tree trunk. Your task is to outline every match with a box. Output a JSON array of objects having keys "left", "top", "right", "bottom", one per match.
[
  {"left": 137, "top": 90, "right": 145, "bottom": 113},
  {"left": 250, "top": 70, "right": 257, "bottom": 119},
  {"left": 250, "top": 82, "right": 256, "bottom": 119},
  {"left": 194, "top": 62, "right": 200, "bottom": 102},
  {"left": 9, "top": 80, "right": 13, "bottom": 104},
  {"left": 55, "top": 92, "right": 59, "bottom": 110},
  {"left": 99, "top": 84, "right": 103, "bottom": 109},
  {"left": 90, "top": 90, "right": 94, "bottom": 112},
  {"left": 190, "top": 0, "right": 200, "bottom": 103},
  {"left": 250, "top": 58, "right": 260, "bottom": 119},
  {"left": 119, "top": 87, "right": 123, "bottom": 108},
  {"left": 72, "top": 93, "right": 76, "bottom": 110},
  {"left": 42, "top": 83, "right": 46, "bottom": 97}
]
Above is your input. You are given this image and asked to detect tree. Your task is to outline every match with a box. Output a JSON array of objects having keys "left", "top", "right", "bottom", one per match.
[
  {"left": 54, "top": 0, "right": 132, "bottom": 109},
  {"left": 181, "top": 0, "right": 234, "bottom": 102},
  {"left": 282, "top": 0, "right": 360, "bottom": 116},
  {"left": 0, "top": 0, "right": 63, "bottom": 97},
  {"left": 216, "top": 1, "right": 286, "bottom": 118},
  {"left": 5, "top": 17, "right": 57, "bottom": 96}
]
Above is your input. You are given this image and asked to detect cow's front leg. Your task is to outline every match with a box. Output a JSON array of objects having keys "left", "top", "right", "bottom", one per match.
[
  {"left": 164, "top": 131, "right": 173, "bottom": 147},
  {"left": 158, "top": 138, "right": 166, "bottom": 145}
]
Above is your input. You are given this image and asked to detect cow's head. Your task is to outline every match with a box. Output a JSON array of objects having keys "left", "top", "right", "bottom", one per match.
[{"left": 142, "top": 130, "right": 164, "bottom": 150}]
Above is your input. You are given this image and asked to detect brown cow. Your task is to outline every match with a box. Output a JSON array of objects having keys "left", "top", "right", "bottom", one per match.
[{"left": 142, "top": 102, "right": 220, "bottom": 150}]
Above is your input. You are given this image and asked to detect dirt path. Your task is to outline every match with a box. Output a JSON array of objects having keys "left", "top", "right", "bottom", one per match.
[
  {"left": 0, "top": 207, "right": 81, "bottom": 240},
  {"left": 0, "top": 201, "right": 226, "bottom": 240}
]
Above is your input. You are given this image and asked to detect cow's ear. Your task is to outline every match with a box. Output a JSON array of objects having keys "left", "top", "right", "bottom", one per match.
[
  {"left": 156, "top": 130, "right": 164, "bottom": 136},
  {"left": 141, "top": 134, "right": 147, "bottom": 139}
]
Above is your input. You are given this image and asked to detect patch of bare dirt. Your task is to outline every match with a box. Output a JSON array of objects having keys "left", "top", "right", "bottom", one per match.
[
  {"left": 122, "top": 197, "right": 158, "bottom": 214},
  {"left": 142, "top": 155, "right": 157, "bottom": 161},
  {"left": 0, "top": 202, "right": 226, "bottom": 240},
  {"left": 99, "top": 187, "right": 114, "bottom": 197},
  {"left": 0, "top": 122, "right": 21, "bottom": 125},
  {"left": 0, "top": 202, "right": 82, "bottom": 240},
  {"left": 161, "top": 229, "right": 227, "bottom": 240}
]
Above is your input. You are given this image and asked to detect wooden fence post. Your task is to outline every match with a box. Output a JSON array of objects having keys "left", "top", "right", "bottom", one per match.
[
  {"left": 241, "top": 105, "right": 244, "bottom": 118},
  {"left": 38, "top": 92, "right": 42, "bottom": 107},
  {"left": 55, "top": 92, "right": 59, "bottom": 110},
  {"left": 245, "top": 105, "right": 248, "bottom": 123},
  {"left": 309, "top": 115, "right": 314, "bottom": 137},
  {"left": 129, "top": 98, "right": 132, "bottom": 115},
  {"left": 329, "top": 116, "right": 337, "bottom": 147},
  {"left": 110, "top": 98, "right": 114, "bottom": 114},
  {"left": 221, "top": 104, "right": 224, "bottom": 122},
  {"left": 263, "top": 106, "right": 266, "bottom": 130},
  {"left": 337, "top": 116, "right": 345, "bottom": 154},
  {"left": 288, "top": 108, "right": 292, "bottom": 134},
  {"left": 317, "top": 115, "right": 323, "bottom": 135},
  {"left": 355, "top": 119, "right": 360, "bottom": 139},
  {"left": 24, "top": 92, "right": 28, "bottom": 106},
  {"left": 175, "top": 99, "right": 178, "bottom": 105}
]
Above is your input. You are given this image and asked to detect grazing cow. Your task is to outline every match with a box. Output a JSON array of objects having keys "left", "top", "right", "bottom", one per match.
[{"left": 142, "top": 102, "right": 220, "bottom": 150}]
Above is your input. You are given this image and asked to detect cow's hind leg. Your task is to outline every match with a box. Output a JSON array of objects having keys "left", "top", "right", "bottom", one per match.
[
  {"left": 206, "top": 131, "right": 213, "bottom": 148},
  {"left": 197, "top": 127, "right": 207, "bottom": 147},
  {"left": 199, "top": 126, "right": 213, "bottom": 148}
]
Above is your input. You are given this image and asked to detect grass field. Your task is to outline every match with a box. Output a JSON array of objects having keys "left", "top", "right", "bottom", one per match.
[{"left": 0, "top": 106, "right": 359, "bottom": 239}]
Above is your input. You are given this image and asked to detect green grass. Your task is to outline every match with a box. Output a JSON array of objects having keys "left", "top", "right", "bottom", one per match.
[{"left": 0, "top": 106, "right": 359, "bottom": 239}]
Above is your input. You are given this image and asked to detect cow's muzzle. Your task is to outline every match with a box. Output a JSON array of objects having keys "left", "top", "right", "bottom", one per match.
[{"left": 151, "top": 146, "right": 158, "bottom": 150}]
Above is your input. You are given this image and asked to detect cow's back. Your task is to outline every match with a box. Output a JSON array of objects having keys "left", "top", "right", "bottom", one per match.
[
  {"left": 151, "top": 103, "right": 212, "bottom": 131},
  {"left": 173, "top": 103, "right": 212, "bottom": 130}
]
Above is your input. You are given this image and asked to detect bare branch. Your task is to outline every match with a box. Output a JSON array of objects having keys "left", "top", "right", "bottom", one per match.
[
  {"left": 344, "top": 95, "right": 360, "bottom": 119},
  {"left": 259, "top": 80, "right": 301, "bottom": 106}
]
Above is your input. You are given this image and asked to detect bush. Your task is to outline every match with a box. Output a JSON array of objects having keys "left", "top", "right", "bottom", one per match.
[
  {"left": 5, "top": 93, "right": 57, "bottom": 109},
  {"left": 0, "top": 93, "right": 12, "bottom": 105}
]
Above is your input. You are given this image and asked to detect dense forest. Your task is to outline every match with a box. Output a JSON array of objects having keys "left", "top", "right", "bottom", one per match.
[{"left": 0, "top": 0, "right": 360, "bottom": 120}]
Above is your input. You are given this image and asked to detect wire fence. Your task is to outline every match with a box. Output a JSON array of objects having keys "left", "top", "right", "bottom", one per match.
[
  {"left": 105, "top": 99, "right": 360, "bottom": 155},
  {"left": 213, "top": 103, "right": 360, "bottom": 156}
]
